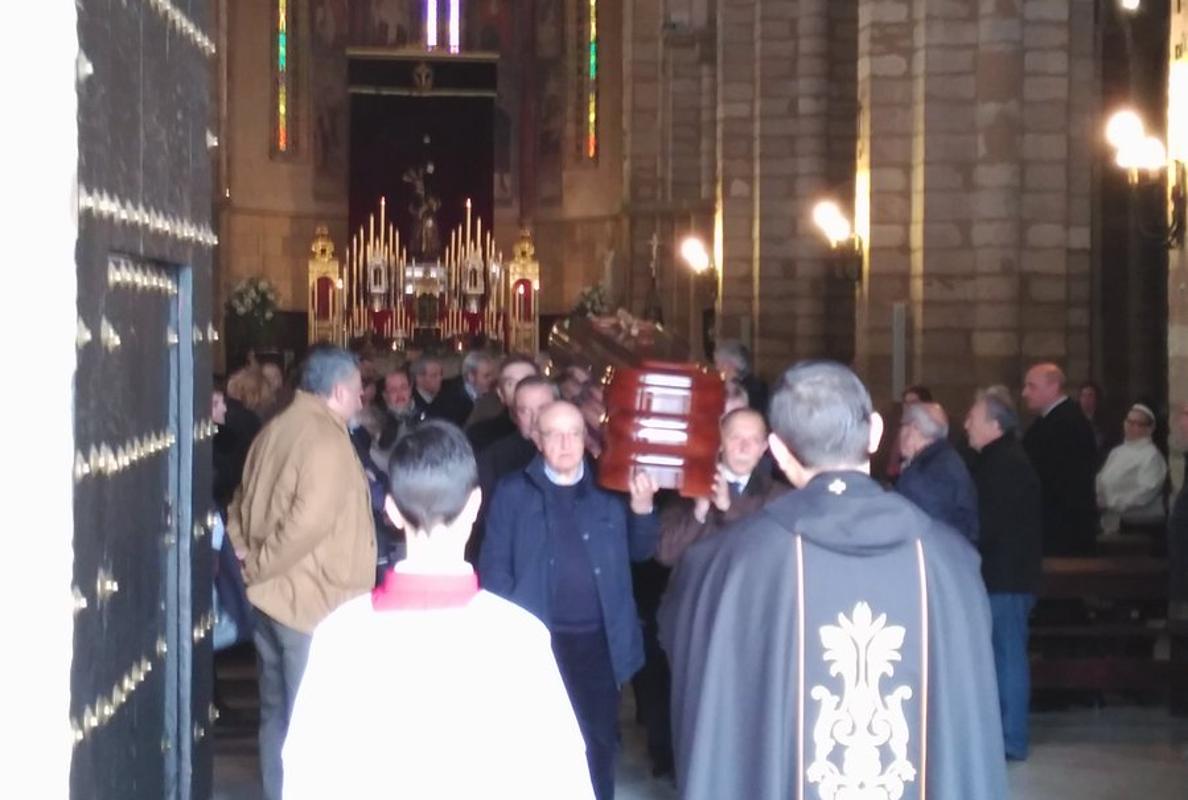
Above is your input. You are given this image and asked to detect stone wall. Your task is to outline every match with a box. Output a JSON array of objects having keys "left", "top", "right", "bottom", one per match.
[
  {"left": 217, "top": 0, "right": 348, "bottom": 369},
  {"left": 856, "top": 0, "right": 1097, "bottom": 411}
]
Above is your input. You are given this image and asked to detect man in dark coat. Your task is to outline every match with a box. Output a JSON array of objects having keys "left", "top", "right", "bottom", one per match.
[
  {"left": 714, "top": 339, "right": 768, "bottom": 414},
  {"left": 467, "top": 376, "right": 557, "bottom": 562},
  {"left": 894, "top": 401, "right": 980, "bottom": 542},
  {"left": 480, "top": 401, "right": 660, "bottom": 800},
  {"left": 466, "top": 353, "right": 538, "bottom": 453},
  {"left": 658, "top": 407, "right": 790, "bottom": 566},
  {"left": 659, "top": 361, "right": 1006, "bottom": 800},
  {"left": 415, "top": 351, "right": 496, "bottom": 427},
  {"left": 965, "top": 390, "right": 1044, "bottom": 760},
  {"left": 1021, "top": 363, "right": 1099, "bottom": 555}
]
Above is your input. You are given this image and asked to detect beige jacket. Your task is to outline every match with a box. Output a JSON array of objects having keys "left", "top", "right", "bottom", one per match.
[{"left": 228, "top": 391, "right": 376, "bottom": 633}]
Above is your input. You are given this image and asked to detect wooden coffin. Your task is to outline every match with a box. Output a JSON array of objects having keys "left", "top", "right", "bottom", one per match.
[{"left": 549, "top": 314, "right": 724, "bottom": 498}]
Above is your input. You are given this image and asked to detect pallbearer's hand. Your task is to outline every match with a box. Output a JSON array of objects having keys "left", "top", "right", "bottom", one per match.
[{"left": 629, "top": 470, "right": 660, "bottom": 515}]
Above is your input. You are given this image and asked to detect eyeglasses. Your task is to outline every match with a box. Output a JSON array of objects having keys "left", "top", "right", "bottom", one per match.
[{"left": 540, "top": 429, "right": 584, "bottom": 443}]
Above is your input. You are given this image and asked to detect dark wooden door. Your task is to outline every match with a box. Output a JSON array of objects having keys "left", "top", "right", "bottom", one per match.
[{"left": 72, "top": 2, "right": 215, "bottom": 798}]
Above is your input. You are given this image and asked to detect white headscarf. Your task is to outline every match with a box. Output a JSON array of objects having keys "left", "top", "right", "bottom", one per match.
[{"left": 1096, "top": 410, "right": 1167, "bottom": 527}]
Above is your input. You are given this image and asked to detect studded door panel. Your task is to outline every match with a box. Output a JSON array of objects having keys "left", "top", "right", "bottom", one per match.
[{"left": 73, "top": 2, "right": 215, "bottom": 799}]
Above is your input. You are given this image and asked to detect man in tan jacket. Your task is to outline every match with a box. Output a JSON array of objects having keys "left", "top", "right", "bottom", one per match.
[{"left": 228, "top": 345, "right": 376, "bottom": 800}]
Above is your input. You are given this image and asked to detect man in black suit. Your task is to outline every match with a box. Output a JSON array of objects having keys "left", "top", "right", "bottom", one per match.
[
  {"left": 413, "top": 351, "right": 496, "bottom": 427},
  {"left": 1021, "top": 362, "right": 1099, "bottom": 556},
  {"left": 467, "top": 353, "right": 538, "bottom": 453},
  {"left": 467, "top": 376, "right": 558, "bottom": 563}
]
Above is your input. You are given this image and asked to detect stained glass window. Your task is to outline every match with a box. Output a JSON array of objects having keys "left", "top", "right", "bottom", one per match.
[
  {"left": 586, "top": 0, "right": 598, "bottom": 159},
  {"left": 274, "top": 0, "right": 293, "bottom": 155},
  {"left": 573, "top": 0, "right": 598, "bottom": 161}
]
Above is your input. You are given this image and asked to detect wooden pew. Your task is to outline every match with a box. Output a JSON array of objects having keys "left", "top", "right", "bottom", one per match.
[{"left": 1030, "top": 556, "right": 1188, "bottom": 713}]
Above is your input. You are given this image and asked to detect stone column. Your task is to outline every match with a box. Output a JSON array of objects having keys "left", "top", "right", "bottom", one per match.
[
  {"left": 623, "top": 0, "right": 662, "bottom": 311},
  {"left": 970, "top": 0, "right": 1024, "bottom": 388},
  {"left": 714, "top": 0, "right": 759, "bottom": 349},
  {"left": 752, "top": 0, "right": 811, "bottom": 377},
  {"left": 908, "top": 0, "right": 980, "bottom": 408},
  {"left": 856, "top": 0, "right": 915, "bottom": 400},
  {"left": 858, "top": 0, "right": 1094, "bottom": 407}
]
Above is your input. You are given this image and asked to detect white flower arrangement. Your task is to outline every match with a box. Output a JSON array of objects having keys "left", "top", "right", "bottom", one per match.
[
  {"left": 573, "top": 283, "right": 610, "bottom": 317},
  {"left": 227, "top": 277, "right": 280, "bottom": 334}
]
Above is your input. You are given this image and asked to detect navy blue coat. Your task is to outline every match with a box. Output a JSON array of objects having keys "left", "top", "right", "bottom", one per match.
[
  {"left": 895, "top": 438, "right": 980, "bottom": 543},
  {"left": 479, "top": 455, "right": 659, "bottom": 685}
]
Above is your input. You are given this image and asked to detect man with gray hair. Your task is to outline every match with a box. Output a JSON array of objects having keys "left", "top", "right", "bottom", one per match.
[
  {"left": 419, "top": 349, "right": 497, "bottom": 427},
  {"left": 714, "top": 339, "right": 768, "bottom": 414},
  {"left": 965, "top": 387, "right": 1043, "bottom": 760},
  {"left": 660, "top": 361, "right": 1005, "bottom": 799},
  {"left": 894, "top": 401, "right": 980, "bottom": 543},
  {"left": 228, "top": 344, "right": 377, "bottom": 800}
]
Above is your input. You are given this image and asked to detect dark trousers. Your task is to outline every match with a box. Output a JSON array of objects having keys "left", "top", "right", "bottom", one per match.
[
  {"left": 254, "top": 613, "right": 312, "bottom": 800},
  {"left": 989, "top": 593, "right": 1035, "bottom": 760},
  {"left": 552, "top": 629, "right": 620, "bottom": 800}
]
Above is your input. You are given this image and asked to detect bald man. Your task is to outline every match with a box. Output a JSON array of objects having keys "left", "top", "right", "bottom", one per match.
[
  {"left": 1021, "top": 363, "right": 1099, "bottom": 555},
  {"left": 479, "top": 401, "right": 659, "bottom": 800},
  {"left": 894, "top": 402, "right": 979, "bottom": 543}
]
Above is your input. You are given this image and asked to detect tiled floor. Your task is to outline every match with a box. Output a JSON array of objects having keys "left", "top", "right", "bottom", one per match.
[{"left": 214, "top": 693, "right": 1188, "bottom": 799}]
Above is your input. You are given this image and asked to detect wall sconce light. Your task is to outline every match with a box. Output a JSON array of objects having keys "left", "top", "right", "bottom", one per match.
[
  {"left": 1118, "top": 0, "right": 1141, "bottom": 12},
  {"left": 1105, "top": 108, "right": 1186, "bottom": 249},
  {"left": 812, "top": 200, "right": 863, "bottom": 281},
  {"left": 679, "top": 235, "right": 713, "bottom": 275}
]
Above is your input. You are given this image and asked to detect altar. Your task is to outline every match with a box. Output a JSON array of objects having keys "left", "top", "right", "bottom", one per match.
[{"left": 307, "top": 193, "right": 540, "bottom": 354}]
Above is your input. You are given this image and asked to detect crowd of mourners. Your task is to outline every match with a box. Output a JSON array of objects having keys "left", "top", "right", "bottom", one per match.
[{"left": 208, "top": 340, "right": 1188, "bottom": 800}]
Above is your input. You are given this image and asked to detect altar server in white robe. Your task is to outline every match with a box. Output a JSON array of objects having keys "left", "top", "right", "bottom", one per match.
[
  {"left": 282, "top": 421, "right": 594, "bottom": 800},
  {"left": 1096, "top": 403, "right": 1168, "bottom": 533}
]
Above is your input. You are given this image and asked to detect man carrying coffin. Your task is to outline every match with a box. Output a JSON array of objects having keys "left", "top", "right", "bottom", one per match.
[{"left": 660, "top": 361, "right": 1005, "bottom": 800}]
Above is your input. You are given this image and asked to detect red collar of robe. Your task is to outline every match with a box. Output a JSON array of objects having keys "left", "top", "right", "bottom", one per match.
[{"left": 371, "top": 568, "right": 479, "bottom": 611}]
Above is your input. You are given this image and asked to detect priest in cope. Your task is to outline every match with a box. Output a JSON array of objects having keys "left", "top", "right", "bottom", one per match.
[{"left": 660, "top": 361, "right": 1006, "bottom": 800}]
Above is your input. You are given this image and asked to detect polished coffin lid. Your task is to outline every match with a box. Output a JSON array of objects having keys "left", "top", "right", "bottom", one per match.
[{"left": 548, "top": 315, "right": 723, "bottom": 498}]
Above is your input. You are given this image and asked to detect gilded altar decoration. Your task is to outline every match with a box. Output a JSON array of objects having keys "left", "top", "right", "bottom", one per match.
[
  {"left": 310, "top": 197, "right": 540, "bottom": 351},
  {"left": 807, "top": 601, "right": 916, "bottom": 800}
]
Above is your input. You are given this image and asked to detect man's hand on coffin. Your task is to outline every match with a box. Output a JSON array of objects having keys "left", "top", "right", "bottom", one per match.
[{"left": 629, "top": 470, "right": 660, "bottom": 515}]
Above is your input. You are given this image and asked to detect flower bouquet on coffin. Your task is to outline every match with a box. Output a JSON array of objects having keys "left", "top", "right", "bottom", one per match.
[{"left": 227, "top": 277, "right": 280, "bottom": 348}]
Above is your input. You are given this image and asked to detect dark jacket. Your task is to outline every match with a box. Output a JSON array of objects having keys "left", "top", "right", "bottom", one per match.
[
  {"left": 657, "top": 465, "right": 790, "bottom": 566},
  {"left": 467, "top": 431, "right": 540, "bottom": 563},
  {"left": 418, "top": 376, "right": 475, "bottom": 428},
  {"left": 895, "top": 438, "right": 980, "bottom": 543},
  {"left": 213, "top": 398, "right": 261, "bottom": 513},
  {"left": 659, "top": 471, "right": 1006, "bottom": 800},
  {"left": 1023, "top": 396, "right": 1099, "bottom": 555},
  {"left": 741, "top": 373, "right": 769, "bottom": 415},
  {"left": 468, "top": 410, "right": 517, "bottom": 454},
  {"left": 480, "top": 455, "right": 659, "bottom": 685},
  {"left": 969, "top": 434, "right": 1044, "bottom": 594},
  {"left": 350, "top": 424, "right": 399, "bottom": 581}
]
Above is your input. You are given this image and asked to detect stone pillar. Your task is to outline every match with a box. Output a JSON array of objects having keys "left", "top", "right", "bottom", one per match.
[
  {"left": 714, "top": 0, "right": 759, "bottom": 349},
  {"left": 623, "top": 0, "right": 663, "bottom": 311},
  {"left": 908, "top": 0, "right": 980, "bottom": 409},
  {"left": 752, "top": 0, "right": 810, "bottom": 377},
  {"left": 856, "top": 0, "right": 915, "bottom": 400},
  {"left": 858, "top": 0, "right": 1095, "bottom": 407},
  {"left": 970, "top": 0, "right": 1024, "bottom": 388}
]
